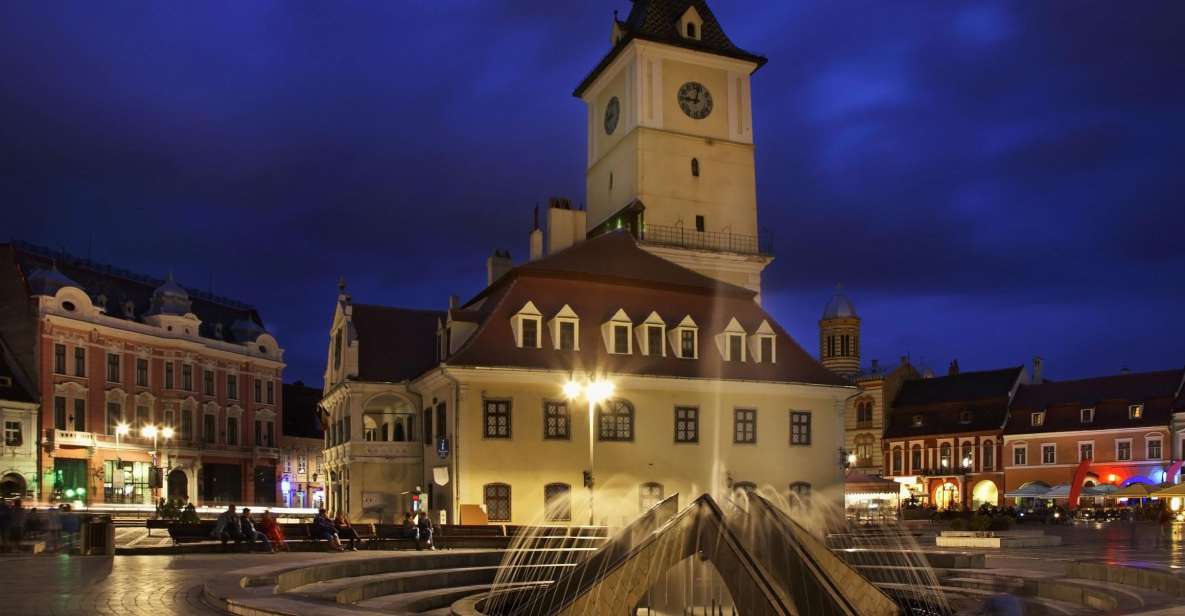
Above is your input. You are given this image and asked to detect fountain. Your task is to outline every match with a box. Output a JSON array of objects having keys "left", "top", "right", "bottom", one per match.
[{"left": 477, "top": 488, "right": 949, "bottom": 616}]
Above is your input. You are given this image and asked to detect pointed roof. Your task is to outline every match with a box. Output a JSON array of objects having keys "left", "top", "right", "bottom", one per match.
[
  {"left": 821, "top": 284, "right": 857, "bottom": 319},
  {"left": 575, "top": 0, "right": 767, "bottom": 97},
  {"left": 350, "top": 304, "right": 444, "bottom": 383},
  {"left": 1005, "top": 368, "right": 1184, "bottom": 435}
]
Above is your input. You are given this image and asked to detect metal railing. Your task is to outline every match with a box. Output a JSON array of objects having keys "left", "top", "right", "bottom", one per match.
[{"left": 639, "top": 223, "right": 771, "bottom": 256}]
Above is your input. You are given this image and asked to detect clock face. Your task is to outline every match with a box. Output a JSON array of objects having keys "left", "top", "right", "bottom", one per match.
[
  {"left": 677, "top": 82, "right": 713, "bottom": 119},
  {"left": 604, "top": 96, "right": 620, "bottom": 135}
]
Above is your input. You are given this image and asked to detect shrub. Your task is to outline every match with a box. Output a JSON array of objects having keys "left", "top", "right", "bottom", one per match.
[
  {"left": 949, "top": 518, "right": 968, "bottom": 531},
  {"left": 988, "top": 515, "right": 1012, "bottom": 531},
  {"left": 969, "top": 515, "right": 993, "bottom": 532}
]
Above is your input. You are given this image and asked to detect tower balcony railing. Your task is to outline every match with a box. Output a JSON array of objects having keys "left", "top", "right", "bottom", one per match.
[{"left": 638, "top": 224, "right": 772, "bottom": 256}]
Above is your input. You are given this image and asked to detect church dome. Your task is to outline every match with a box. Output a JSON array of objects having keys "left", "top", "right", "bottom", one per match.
[
  {"left": 150, "top": 272, "right": 192, "bottom": 315},
  {"left": 27, "top": 267, "right": 81, "bottom": 296},
  {"left": 822, "top": 285, "right": 857, "bottom": 319}
]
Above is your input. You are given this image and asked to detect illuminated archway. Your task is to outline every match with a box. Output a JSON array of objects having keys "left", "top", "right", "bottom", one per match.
[
  {"left": 971, "top": 480, "right": 998, "bottom": 509},
  {"left": 934, "top": 481, "right": 959, "bottom": 510}
]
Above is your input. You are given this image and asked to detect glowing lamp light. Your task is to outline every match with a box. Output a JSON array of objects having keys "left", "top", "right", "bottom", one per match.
[
  {"left": 962, "top": 457, "right": 972, "bottom": 468},
  {"left": 562, "top": 381, "right": 583, "bottom": 400},
  {"left": 1171, "top": 497, "right": 1182, "bottom": 512},
  {"left": 115, "top": 423, "right": 130, "bottom": 437},
  {"left": 847, "top": 453, "right": 858, "bottom": 465},
  {"left": 281, "top": 480, "right": 291, "bottom": 494},
  {"left": 1108, "top": 474, "right": 1118, "bottom": 483},
  {"left": 77, "top": 487, "right": 85, "bottom": 496},
  {"left": 161, "top": 426, "right": 174, "bottom": 440},
  {"left": 586, "top": 380, "right": 615, "bottom": 403},
  {"left": 141, "top": 425, "right": 157, "bottom": 439},
  {"left": 65, "top": 488, "right": 76, "bottom": 498}
]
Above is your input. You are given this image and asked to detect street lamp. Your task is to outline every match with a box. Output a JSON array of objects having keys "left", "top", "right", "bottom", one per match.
[
  {"left": 115, "top": 422, "right": 130, "bottom": 461},
  {"left": 564, "top": 377, "right": 615, "bottom": 526}
]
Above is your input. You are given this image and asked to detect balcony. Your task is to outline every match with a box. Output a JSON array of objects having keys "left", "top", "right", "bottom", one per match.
[
  {"left": 50, "top": 429, "right": 97, "bottom": 448},
  {"left": 639, "top": 223, "right": 772, "bottom": 256},
  {"left": 324, "top": 441, "right": 422, "bottom": 464}
]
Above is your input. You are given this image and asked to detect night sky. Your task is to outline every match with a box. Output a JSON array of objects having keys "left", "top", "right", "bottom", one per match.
[{"left": 3, "top": 1, "right": 1183, "bottom": 386}]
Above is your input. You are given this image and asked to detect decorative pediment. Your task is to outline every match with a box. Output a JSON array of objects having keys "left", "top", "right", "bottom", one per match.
[{"left": 104, "top": 388, "right": 127, "bottom": 403}]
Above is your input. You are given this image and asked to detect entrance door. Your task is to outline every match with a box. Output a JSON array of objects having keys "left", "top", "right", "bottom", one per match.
[
  {"left": 935, "top": 482, "right": 959, "bottom": 510},
  {"left": 254, "top": 465, "right": 276, "bottom": 505},
  {"left": 0, "top": 473, "right": 26, "bottom": 498},
  {"left": 54, "top": 458, "right": 88, "bottom": 501},
  {"left": 168, "top": 469, "right": 189, "bottom": 502},
  {"left": 200, "top": 463, "right": 243, "bottom": 504}
]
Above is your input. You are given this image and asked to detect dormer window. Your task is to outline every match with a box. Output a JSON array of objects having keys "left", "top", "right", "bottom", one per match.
[
  {"left": 679, "top": 6, "right": 703, "bottom": 41},
  {"left": 1129, "top": 404, "right": 1144, "bottom": 419},
  {"left": 603, "top": 309, "right": 632, "bottom": 354},
  {"left": 716, "top": 317, "right": 747, "bottom": 362},
  {"left": 750, "top": 320, "right": 776, "bottom": 363},
  {"left": 959, "top": 410, "right": 972, "bottom": 424},
  {"left": 1031, "top": 411, "right": 1045, "bottom": 427},
  {"left": 549, "top": 304, "right": 580, "bottom": 351},
  {"left": 911, "top": 415, "right": 923, "bottom": 427},
  {"left": 670, "top": 316, "right": 699, "bottom": 359},
  {"left": 637, "top": 311, "right": 666, "bottom": 357},
  {"left": 123, "top": 301, "right": 135, "bottom": 318},
  {"left": 511, "top": 301, "right": 543, "bottom": 349},
  {"left": 1080, "top": 408, "right": 1094, "bottom": 424}
]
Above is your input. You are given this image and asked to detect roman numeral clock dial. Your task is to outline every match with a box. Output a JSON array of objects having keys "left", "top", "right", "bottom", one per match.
[{"left": 677, "top": 82, "right": 713, "bottom": 119}]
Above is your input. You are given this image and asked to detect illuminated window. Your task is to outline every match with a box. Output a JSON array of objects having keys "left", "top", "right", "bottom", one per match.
[
  {"left": 790, "top": 411, "right": 811, "bottom": 445},
  {"left": 734, "top": 409, "right": 756, "bottom": 444},
  {"left": 543, "top": 401, "right": 569, "bottom": 440},
  {"left": 1030, "top": 411, "right": 1044, "bottom": 427},
  {"left": 597, "top": 399, "right": 634, "bottom": 441},
  {"left": 675, "top": 406, "right": 698, "bottom": 443},
  {"left": 1129, "top": 404, "right": 1144, "bottom": 419},
  {"left": 1148, "top": 437, "right": 1163, "bottom": 460},
  {"left": 1079, "top": 442, "right": 1093, "bottom": 461},
  {"left": 483, "top": 399, "right": 511, "bottom": 439},
  {"left": 1042, "top": 444, "right": 1056, "bottom": 465},
  {"left": 1013, "top": 445, "right": 1027, "bottom": 466},
  {"left": 1080, "top": 408, "right": 1094, "bottom": 423},
  {"left": 484, "top": 483, "right": 511, "bottom": 522}
]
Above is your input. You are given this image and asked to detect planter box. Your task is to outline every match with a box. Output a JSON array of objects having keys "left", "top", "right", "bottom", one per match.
[{"left": 936, "top": 529, "right": 1061, "bottom": 548}]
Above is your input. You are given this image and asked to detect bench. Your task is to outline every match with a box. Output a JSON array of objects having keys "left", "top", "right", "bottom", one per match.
[
  {"left": 166, "top": 522, "right": 217, "bottom": 544},
  {"left": 145, "top": 519, "right": 171, "bottom": 537}
]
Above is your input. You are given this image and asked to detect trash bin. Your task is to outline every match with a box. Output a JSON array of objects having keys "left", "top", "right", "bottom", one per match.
[{"left": 80, "top": 515, "right": 115, "bottom": 556}]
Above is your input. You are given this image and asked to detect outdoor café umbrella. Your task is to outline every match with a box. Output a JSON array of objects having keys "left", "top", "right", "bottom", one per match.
[
  {"left": 1152, "top": 483, "right": 1185, "bottom": 498},
  {"left": 1113, "top": 482, "right": 1153, "bottom": 499},
  {"left": 1004, "top": 483, "right": 1051, "bottom": 498}
]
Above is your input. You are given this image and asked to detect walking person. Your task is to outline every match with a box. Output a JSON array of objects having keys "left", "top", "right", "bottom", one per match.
[
  {"left": 334, "top": 513, "right": 360, "bottom": 551},
  {"left": 1157, "top": 505, "right": 1172, "bottom": 548}
]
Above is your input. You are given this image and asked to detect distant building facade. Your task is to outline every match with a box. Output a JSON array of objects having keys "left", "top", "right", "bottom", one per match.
[
  {"left": 0, "top": 334, "right": 39, "bottom": 499},
  {"left": 844, "top": 358, "right": 919, "bottom": 477},
  {"left": 883, "top": 365, "right": 1027, "bottom": 510},
  {"left": 0, "top": 242, "right": 285, "bottom": 506},
  {"left": 1004, "top": 369, "right": 1185, "bottom": 496},
  {"left": 279, "top": 381, "right": 325, "bottom": 509}
]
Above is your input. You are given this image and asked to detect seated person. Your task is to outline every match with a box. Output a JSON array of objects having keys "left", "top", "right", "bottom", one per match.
[
  {"left": 259, "top": 510, "right": 288, "bottom": 552},
  {"left": 334, "top": 513, "right": 360, "bottom": 551},
  {"left": 211, "top": 504, "right": 242, "bottom": 546},
  {"left": 239, "top": 508, "right": 273, "bottom": 552},
  {"left": 311, "top": 509, "right": 344, "bottom": 552}
]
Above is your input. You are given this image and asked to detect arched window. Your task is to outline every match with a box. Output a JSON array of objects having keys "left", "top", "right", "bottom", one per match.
[
  {"left": 691, "top": 158, "right": 700, "bottom": 177},
  {"left": 982, "top": 441, "right": 995, "bottom": 470},
  {"left": 686, "top": 22, "right": 697, "bottom": 38},
  {"left": 910, "top": 444, "right": 922, "bottom": 472},
  {"left": 484, "top": 483, "right": 511, "bottom": 522},
  {"left": 855, "top": 399, "right": 873, "bottom": 425},
  {"left": 544, "top": 483, "right": 571, "bottom": 522},
  {"left": 891, "top": 447, "right": 903, "bottom": 474},
  {"left": 854, "top": 433, "right": 875, "bottom": 466},
  {"left": 640, "top": 482, "right": 664, "bottom": 511},
  {"left": 939, "top": 443, "right": 953, "bottom": 470},
  {"left": 789, "top": 482, "right": 812, "bottom": 509},
  {"left": 362, "top": 395, "right": 415, "bottom": 443},
  {"left": 597, "top": 399, "right": 634, "bottom": 441}
]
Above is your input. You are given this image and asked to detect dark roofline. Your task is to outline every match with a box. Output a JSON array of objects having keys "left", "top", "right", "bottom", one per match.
[{"left": 9, "top": 240, "right": 258, "bottom": 313}]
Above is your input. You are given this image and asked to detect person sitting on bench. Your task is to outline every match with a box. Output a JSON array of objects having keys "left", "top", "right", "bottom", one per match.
[
  {"left": 211, "top": 504, "right": 241, "bottom": 547},
  {"left": 239, "top": 508, "right": 273, "bottom": 552},
  {"left": 334, "top": 513, "right": 360, "bottom": 551},
  {"left": 311, "top": 509, "right": 344, "bottom": 551}
]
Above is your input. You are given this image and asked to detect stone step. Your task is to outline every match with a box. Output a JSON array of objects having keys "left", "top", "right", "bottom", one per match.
[
  {"left": 877, "top": 581, "right": 1096, "bottom": 616},
  {"left": 291, "top": 563, "right": 575, "bottom": 604},
  {"left": 356, "top": 582, "right": 491, "bottom": 613}
]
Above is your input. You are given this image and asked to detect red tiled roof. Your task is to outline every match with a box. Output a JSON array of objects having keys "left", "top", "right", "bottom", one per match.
[
  {"left": 351, "top": 305, "right": 443, "bottom": 383},
  {"left": 446, "top": 233, "right": 845, "bottom": 386},
  {"left": 1004, "top": 369, "right": 1185, "bottom": 435}
]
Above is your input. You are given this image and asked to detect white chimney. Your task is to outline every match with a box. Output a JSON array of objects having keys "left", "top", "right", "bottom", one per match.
[
  {"left": 486, "top": 250, "right": 512, "bottom": 286},
  {"left": 546, "top": 197, "right": 586, "bottom": 255},
  {"left": 1033, "top": 356, "right": 1044, "bottom": 384}
]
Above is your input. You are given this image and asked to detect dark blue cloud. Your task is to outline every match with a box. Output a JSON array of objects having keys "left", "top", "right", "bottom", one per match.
[{"left": 3, "top": 1, "right": 1183, "bottom": 384}]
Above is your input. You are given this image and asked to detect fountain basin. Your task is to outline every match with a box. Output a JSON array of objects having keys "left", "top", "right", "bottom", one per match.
[{"left": 936, "top": 529, "right": 1061, "bottom": 548}]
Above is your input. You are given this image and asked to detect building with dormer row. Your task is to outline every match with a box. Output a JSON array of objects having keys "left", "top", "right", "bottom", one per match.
[{"left": 0, "top": 241, "right": 288, "bottom": 506}]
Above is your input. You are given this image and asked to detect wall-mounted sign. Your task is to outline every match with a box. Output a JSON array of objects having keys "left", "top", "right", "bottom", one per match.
[{"left": 436, "top": 437, "right": 450, "bottom": 459}]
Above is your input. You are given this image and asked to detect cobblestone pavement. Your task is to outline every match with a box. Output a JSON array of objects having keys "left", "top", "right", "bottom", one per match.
[{"left": 0, "top": 553, "right": 332, "bottom": 616}]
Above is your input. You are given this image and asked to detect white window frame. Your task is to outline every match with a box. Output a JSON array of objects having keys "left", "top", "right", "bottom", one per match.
[
  {"left": 1080, "top": 407, "right": 1094, "bottom": 424},
  {"left": 1013, "top": 443, "right": 1027, "bottom": 466},
  {"left": 749, "top": 320, "right": 776, "bottom": 364},
  {"left": 1030, "top": 411, "right": 1045, "bottom": 427},
  {"left": 1041, "top": 443, "right": 1056, "bottom": 465},
  {"left": 511, "top": 301, "right": 543, "bottom": 349},
  {"left": 1078, "top": 440, "right": 1094, "bottom": 462},
  {"left": 548, "top": 304, "right": 580, "bottom": 351},
  {"left": 715, "top": 317, "right": 747, "bottom": 362},
  {"left": 1146, "top": 434, "right": 1164, "bottom": 460},
  {"left": 1129, "top": 404, "right": 1144, "bottom": 419},
  {"left": 636, "top": 311, "right": 666, "bottom": 357},
  {"left": 981, "top": 440, "right": 995, "bottom": 471},
  {"left": 602, "top": 309, "right": 633, "bottom": 355},
  {"left": 670, "top": 315, "right": 699, "bottom": 359},
  {"left": 1116, "top": 438, "right": 1132, "bottom": 461}
]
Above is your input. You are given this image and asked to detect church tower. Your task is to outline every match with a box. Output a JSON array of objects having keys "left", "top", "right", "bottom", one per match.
[
  {"left": 575, "top": 1, "right": 772, "bottom": 301},
  {"left": 820, "top": 285, "right": 860, "bottom": 378}
]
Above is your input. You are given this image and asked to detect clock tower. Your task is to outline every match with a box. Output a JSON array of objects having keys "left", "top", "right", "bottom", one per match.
[{"left": 575, "top": 0, "right": 772, "bottom": 300}]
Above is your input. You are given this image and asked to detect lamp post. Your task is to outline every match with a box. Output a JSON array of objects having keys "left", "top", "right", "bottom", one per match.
[
  {"left": 142, "top": 424, "right": 174, "bottom": 500},
  {"left": 115, "top": 422, "right": 130, "bottom": 462},
  {"left": 564, "top": 378, "right": 614, "bottom": 526}
]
